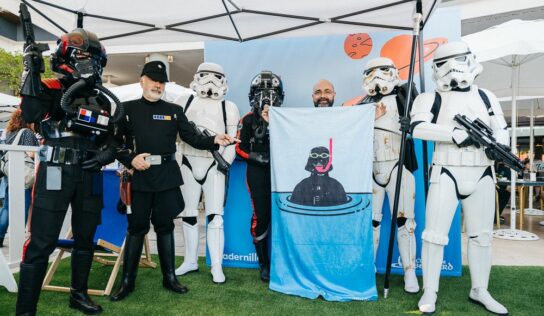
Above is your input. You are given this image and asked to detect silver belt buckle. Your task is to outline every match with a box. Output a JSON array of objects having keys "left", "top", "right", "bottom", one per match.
[{"left": 145, "top": 155, "right": 162, "bottom": 165}]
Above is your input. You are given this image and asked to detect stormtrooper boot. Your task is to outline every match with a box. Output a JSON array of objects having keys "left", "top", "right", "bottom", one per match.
[
  {"left": 207, "top": 216, "right": 226, "bottom": 283},
  {"left": 467, "top": 236, "right": 508, "bottom": 315},
  {"left": 372, "top": 225, "right": 380, "bottom": 262},
  {"left": 418, "top": 241, "right": 443, "bottom": 314},
  {"left": 175, "top": 221, "right": 200, "bottom": 276},
  {"left": 397, "top": 225, "right": 420, "bottom": 293}
]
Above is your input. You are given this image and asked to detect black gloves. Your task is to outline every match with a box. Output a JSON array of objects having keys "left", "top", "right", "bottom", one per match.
[
  {"left": 399, "top": 116, "right": 411, "bottom": 133},
  {"left": 452, "top": 128, "right": 481, "bottom": 148},
  {"left": 455, "top": 135, "right": 481, "bottom": 148},
  {"left": 485, "top": 144, "right": 510, "bottom": 161},
  {"left": 82, "top": 149, "right": 116, "bottom": 171},
  {"left": 248, "top": 152, "right": 270, "bottom": 166},
  {"left": 484, "top": 148, "right": 498, "bottom": 161}
]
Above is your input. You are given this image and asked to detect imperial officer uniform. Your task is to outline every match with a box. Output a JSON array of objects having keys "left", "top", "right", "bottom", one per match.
[{"left": 111, "top": 61, "right": 219, "bottom": 301}]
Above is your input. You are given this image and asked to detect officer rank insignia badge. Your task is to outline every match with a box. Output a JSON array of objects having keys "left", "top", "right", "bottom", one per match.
[{"left": 153, "top": 115, "right": 172, "bottom": 120}]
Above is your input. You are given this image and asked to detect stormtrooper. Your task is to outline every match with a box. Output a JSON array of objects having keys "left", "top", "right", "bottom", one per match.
[
  {"left": 175, "top": 62, "right": 240, "bottom": 283},
  {"left": 410, "top": 42, "right": 509, "bottom": 315},
  {"left": 359, "top": 57, "right": 419, "bottom": 294}
]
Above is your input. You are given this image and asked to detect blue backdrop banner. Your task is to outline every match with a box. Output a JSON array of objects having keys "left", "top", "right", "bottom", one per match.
[
  {"left": 269, "top": 106, "right": 376, "bottom": 301},
  {"left": 206, "top": 8, "right": 462, "bottom": 277}
]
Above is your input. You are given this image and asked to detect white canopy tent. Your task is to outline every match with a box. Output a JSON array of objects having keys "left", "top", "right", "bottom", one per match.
[
  {"left": 0, "top": 0, "right": 443, "bottom": 288},
  {"left": 109, "top": 82, "right": 193, "bottom": 104},
  {"left": 2, "top": 0, "right": 439, "bottom": 48},
  {"left": 463, "top": 19, "right": 544, "bottom": 241}
]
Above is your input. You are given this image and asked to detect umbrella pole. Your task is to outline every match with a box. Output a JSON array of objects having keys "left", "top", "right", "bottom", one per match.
[
  {"left": 494, "top": 59, "right": 539, "bottom": 240},
  {"left": 383, "top": 5, "right": 422, "bottom": 299},
  {"left": 509, "top": 59, "right": 519, "bottom": 231}
]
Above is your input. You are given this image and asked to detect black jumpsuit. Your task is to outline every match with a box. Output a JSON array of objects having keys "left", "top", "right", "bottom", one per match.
[
  {"left": 17, "top": 78, "right": 117, "bottom": 315},
  {"left": 235, "top": 112, "right": 271, "bottom": 244},
  {"left": 21, "top": 78, "right": 115, "bottom": 263}
]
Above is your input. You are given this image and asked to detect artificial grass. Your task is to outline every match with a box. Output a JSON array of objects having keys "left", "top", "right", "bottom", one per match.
[{"left": 0, "top": 257, "right": 542, "bottom": 315}]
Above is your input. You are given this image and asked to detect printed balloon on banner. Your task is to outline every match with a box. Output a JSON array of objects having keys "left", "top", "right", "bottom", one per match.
[
  {"left": 381, "top": 35, "right": 448, "bottom": 80},
  {"left": 344, "top": 33, "right": 373, "bottom": 59}
]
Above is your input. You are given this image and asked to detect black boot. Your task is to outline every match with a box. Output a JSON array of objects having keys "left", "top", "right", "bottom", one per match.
[
  {"left": 110, "top": 234, "right": 144, "bottom": 301},
  {"left": 69, "top": 249, "right": 103, "bottom": 315},
  {"left": 255, "top": 239, "right": 270, "bottom": 283},
  {"left": 16, "top": 262, "right": 48, "bottom": 316},
  {"left": 157, "top": 231, "right": 188, "bottom": 294}
]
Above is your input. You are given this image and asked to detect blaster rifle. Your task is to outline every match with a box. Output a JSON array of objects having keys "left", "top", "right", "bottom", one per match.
[
  {"left": 19, "top": 3, "right": 50, "bottom": 97},
  {"left": 453, "top": 114, "right": 524, "bottom": 172},
  {"left": 202, "top": 129, "right": 231, "bottom": 175}
]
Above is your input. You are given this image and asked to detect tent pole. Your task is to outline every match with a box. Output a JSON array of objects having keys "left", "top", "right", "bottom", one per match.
[
  {"left": 384, "top": 0, "right": 422, "bottom": 299},
  {"left": 418, "top": 28, "right": 430, "bottom": 200}
]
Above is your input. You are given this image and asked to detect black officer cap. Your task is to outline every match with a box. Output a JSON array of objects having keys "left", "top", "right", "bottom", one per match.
[{"left": 141, "top": 61, "right": 169, "bottom": 83}]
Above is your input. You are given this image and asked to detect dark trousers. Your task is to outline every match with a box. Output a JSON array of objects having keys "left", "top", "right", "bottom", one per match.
[
  {"left": 24, "top": 163, "right": 103, "bottom": 264},
  {"left": 497, "top": 186, "right": 510, "bottom": 216},
  {"left": 246, "top": 164, "right": 271, "bottom": 243},
  {"left": 128, "top": 188, "right": 184, "bottom": 237}
]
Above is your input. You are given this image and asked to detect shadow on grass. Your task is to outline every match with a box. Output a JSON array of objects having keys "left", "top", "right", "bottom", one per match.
[{"left": 1, "top": 257, "right": 542, "bottom": 315}]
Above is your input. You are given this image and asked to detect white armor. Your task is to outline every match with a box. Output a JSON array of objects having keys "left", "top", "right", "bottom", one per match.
[
  {"left": 411, "top": 42, "right": 508, "bottom": 315},
  {"left": 363, "top": 57, "right": 419, "bottom": 293},
  {"left": 174, "top": 63, "right": 240, "bottom": 284}
]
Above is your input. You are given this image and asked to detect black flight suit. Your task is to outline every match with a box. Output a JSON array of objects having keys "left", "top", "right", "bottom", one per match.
[
  {"left": 111, "top": 97, "right": 218, "bottom": 300},
  {"left": 235, "top": 111, "right": 271, "bottom": 281},
  {"left": 17, "top": 78, "right": 116, "bottom": 315}
]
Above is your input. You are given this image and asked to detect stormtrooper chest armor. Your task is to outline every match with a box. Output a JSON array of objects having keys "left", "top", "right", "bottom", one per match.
[
  {"left": 433, "top": 89, "right": 493, "bottom": 167},
  {"left": 373, "top": 94, "right": 402, "bottom": 162},
  {"left": 182, "top": 97, "right": 226, "bottom": 158}
]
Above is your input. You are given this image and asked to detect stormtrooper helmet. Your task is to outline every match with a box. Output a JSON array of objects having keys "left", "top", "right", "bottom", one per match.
[
  {"left": 432, "top": 41, "right": 482, "bottom": 92},
  {"left": 362, "top": 57, "right": 400, "bottom": 96},
  {"left": 190, "top": 62, "right": 228, "bottom": 100}
]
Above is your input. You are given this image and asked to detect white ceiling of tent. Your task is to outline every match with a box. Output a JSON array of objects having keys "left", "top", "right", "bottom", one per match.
[{"left": 2, "top": 0, "right": 440, "bottom": 47}]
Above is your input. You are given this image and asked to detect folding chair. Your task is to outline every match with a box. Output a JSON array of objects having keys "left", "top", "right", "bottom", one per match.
[{"left": 42, "top": 171, "right": 156, "bottom": 296}]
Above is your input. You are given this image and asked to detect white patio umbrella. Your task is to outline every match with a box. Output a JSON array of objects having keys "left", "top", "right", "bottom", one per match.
[{"left": 463, "top": 19, "right": 544, "bottom": 241}]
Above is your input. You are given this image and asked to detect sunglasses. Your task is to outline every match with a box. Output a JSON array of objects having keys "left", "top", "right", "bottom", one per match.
[{"left": 309, "top": 153, "right": 329, "bottom": 158}]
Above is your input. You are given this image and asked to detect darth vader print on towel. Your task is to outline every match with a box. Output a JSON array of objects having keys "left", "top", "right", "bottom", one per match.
[{"left": 290, "top": 139, "right": 348, "bottom": 206}]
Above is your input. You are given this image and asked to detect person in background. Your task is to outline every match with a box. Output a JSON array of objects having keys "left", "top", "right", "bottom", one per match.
[
  {"left": 495, "top": 161, "right": 510, "bottom": 225},
  {"left": 0, "top": 109, "right": 38, "bottom": 247}
]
